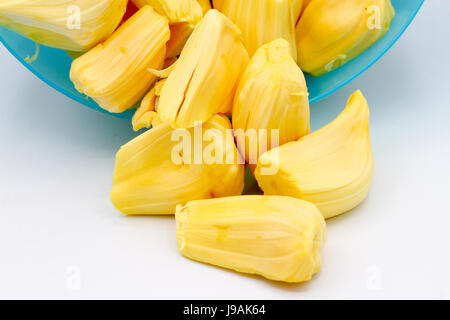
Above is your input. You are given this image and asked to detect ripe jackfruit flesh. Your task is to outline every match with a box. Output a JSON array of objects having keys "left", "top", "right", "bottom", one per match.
[
  {"left": 296, "top": 0, "right": 395, "bottom": 76},
  {"left": 232, "top": 39, "right": 310, "bottom": 167},
  {"left": 111, "top": 115, "right": 245, "bottom": 215},
  {"left": 176, "top": 195, "right": 327, "bottom": 283},
  {"left": 213, "top": 0, "right": 301, "bottom": 59},
  {"left": 70, "top": 6, "right": 170, "bottom": 113},
  {"left": 0, "top": 0, "right": 127, "bottom": 52},
  {"left": 255, "top": 90, "right": 374, "bottom": 219},
  {"left": 157, "top": 9, "right": 249, "bottom": 129}
]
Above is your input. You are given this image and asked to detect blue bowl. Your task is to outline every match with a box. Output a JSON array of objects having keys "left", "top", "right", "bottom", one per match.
[{"left": 0, "top": 0, "right": 423, "bottom": 120}]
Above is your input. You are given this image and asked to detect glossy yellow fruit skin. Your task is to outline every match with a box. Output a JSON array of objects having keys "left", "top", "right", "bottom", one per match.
[
  {"left": 111, "top": 115, "right": 245, "bottom": 215},
  {"left": 232, "top": 39, "right": 310, "bottom": 167},
  {"left": 255, "top": 90, "right": 374, "bottom": 219},
  {"left": 157, "top": 9, "right": 249, "bottom": 129},
  {"left": 131, "top": 0, "right": 205, "bottom": 24},
  {"left": 70, "top": 6, "right": 170, "bottom": 113},
  {"left": 213, "top": 0, "right": 301, "bottom": 59},
  {"left": 176, "top": 195, "right": 327, "bottom": 283},
  {"left": 296, "top": 0, "right": 395, "bottom": 76},
  {"left": 0, "top": 0, "right": 127, "bottom": 52}
]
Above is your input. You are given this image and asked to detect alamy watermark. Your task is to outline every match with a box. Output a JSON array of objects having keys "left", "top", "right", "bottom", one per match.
[
  {"left": 66, "top": 265, "right": 81, "bottom": 291},
  {"left": 170, "top": 123, "right": 280, "bottom": 176},
  {"left": 66, "top": 5, "right": 81, "bottom": 30},
  {"left": 367, "top": 5, "right": 383, "bottom": 30},
  {"left": 366, "top": 265, "right": 382, "bottom": 291}
]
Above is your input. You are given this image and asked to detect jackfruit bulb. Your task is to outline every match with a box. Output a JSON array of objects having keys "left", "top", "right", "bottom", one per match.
[
  {"left": 157, "top": 9, "right": 249, "bottom": 129},
  {"left": 255, "top": 90, "right": 374, "bottom": 219},
  {"left": 296, "top": 0, "right": 395, "bottom": 76},
  {"left": 232, "top": 38, "right": 310, "bottom": 167},
  {"left": 111, "top": 114, "right": 245, "bottom": 215},
  {"left": 213, "top": 0, "right": 300, "bottom": 59},
  {"left": 70, "top": 6, "right": 170, "bottom": 113},
  {"left": 176, "top": 195, "right": 327, "bottom": 283},
  {"left": 0, "top": 0, "right": 127, "bottom": 52}
]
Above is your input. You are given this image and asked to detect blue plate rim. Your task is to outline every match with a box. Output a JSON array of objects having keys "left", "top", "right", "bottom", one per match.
[
  {"left": 0, "top": 0, "right": 424, "bottom": 118},
  {"left": 0, "top": 34, "right": 132, "bottom": 120}
]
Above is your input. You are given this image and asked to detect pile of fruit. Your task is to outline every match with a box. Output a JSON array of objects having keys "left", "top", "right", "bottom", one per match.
[{"left": 0, "top": 0, "right": 395, "bottom": 283}]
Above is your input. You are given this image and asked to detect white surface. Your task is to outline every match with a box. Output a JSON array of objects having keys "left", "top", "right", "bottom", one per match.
[{"left": 0, "top": 1, "right": 449, "bottom": 300}]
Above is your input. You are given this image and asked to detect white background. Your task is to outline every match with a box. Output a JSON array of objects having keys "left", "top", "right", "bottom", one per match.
[{"left": 0, "top": 1, "right": 449, "bottom": 299}]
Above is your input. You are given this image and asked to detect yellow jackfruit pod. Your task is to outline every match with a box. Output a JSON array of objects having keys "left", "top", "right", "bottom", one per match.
[
  {"left": 213, "top": 0, "right": 300, "bottom": 59},
  {"left": 131, "top": 0, "right": 205, "bottom": 24},
  {"left": 296, "top": 0, "right": 395, "bottom": 76},
  {"left": 0, "top": 0, "right": 127, "bottom": 52},
  {"left": 111, "top": 114, "right": 245, "bottom": 215},
  {"left": 176, "top": 195, "right": 327, "bottom": 283},
  {"left": 232, "top": 39, "right": 310, "bottom": 167},
  {"left": 255, "top": 90, "right": 374, "bottom": 219},
  {"left": 158, "top": 9, "right": 249, "bottom": 129},
  {"left": 70, "top": 6, "right": 170, "bottom": 113}
]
